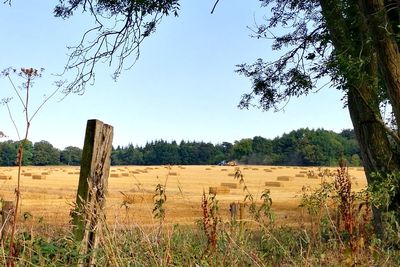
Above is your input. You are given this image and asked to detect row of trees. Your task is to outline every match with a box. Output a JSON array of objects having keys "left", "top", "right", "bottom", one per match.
[
  {"left": 0, "top": 140, "right": 81, "bottom": 166},
  {"left": 0, "top": 128, "right": 360, "bottom": 167},
  {"left": 110, "top": 128, "right": 361, "bottom": 166}
]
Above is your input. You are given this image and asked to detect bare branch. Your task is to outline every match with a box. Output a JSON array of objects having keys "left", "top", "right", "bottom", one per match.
[
  {"left": 56, "top": 0, "right": 180, "bottom": 95},
  {"left": 211, "top": 0, "right": 221, "bottom": 14}
]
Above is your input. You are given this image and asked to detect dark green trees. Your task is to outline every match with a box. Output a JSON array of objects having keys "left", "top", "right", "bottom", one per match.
[
  {"left": 60, "top": 146, "right": 82, "bottom": 165},
  {"left": 32, "top": 141, "right": 60, "bottom": 166}
]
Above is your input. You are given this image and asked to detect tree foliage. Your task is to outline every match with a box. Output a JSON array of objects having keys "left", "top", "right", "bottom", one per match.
[
  {"left": 52, "top": 0, "right": 180, "bottom": 94},
  {"left": 237, "top": 0, "right": 400, "bottom": 232}
]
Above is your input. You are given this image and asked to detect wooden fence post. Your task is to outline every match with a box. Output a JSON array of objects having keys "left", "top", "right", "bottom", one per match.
[
  {"left": 71, "top": 119, "right": 113, "bottom": 266},
  {"left": 0, "top": 201, "right": 14, "bottom": 242}
]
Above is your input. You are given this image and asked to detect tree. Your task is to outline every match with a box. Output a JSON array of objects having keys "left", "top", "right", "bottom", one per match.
[
  {"left": 0, "top": 140, "right": 17, "bottom": 166},
  {"left": 48, "top": 0, "right": 180, "bottom": 94},
  {"left": 32, "top": 140, "right": 60, "bottom": 166},
  {"left": 60, "top": 146, "right": 82, "bottom": 165},
  {"left": 236, "top": 0, "right": 400, "bottom": 233},
  {"left": 231, "top": 138, "right": 253, "bottom": 162}
]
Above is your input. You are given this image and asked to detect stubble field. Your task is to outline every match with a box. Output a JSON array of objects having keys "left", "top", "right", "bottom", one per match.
[{"left": 0, "top": 165, "right": 367, "bottom": 228}]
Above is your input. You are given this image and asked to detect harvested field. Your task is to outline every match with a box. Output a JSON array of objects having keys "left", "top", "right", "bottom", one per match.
[{"left": 0, "top": 165, "right": 367, "bottom": 227}]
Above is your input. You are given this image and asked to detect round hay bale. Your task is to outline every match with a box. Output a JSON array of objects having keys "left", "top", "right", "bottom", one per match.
[
  {"left": 220, "top": 182, "right": 239, "bottom": 189},
  {"left": 32, "top": 174, "right": 46, "bottom": 180},
  {"left": 277, "top": 176, "right": 293, "bottom": 181},
  {"left": 265, "top": 181, "right": 282, "bottom": 187}
]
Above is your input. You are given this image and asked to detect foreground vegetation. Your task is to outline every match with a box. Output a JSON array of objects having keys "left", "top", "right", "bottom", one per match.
[{"left": 1, "top": 166, "right": 399, "bottom": 266}]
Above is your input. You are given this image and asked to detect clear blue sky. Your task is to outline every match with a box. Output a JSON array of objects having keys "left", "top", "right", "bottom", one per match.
[{"left": 0, "top": 1, "right": 353, "bottom": 150}]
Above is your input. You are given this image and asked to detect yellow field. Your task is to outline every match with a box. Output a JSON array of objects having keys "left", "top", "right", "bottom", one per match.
[{"left": 0, "top": 165, "right": 367, "bottom": 227}]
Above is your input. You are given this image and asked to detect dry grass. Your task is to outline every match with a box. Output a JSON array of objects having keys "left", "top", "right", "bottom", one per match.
[{"left": 0, "top": 165, "right": 367, "bottom": 227}]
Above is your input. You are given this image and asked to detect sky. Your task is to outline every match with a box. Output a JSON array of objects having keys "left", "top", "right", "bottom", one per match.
[{"left": 0, "top": 1, "right": 353, "bottom": 150}]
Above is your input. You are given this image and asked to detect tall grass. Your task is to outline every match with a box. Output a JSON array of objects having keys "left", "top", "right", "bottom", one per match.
[{"left": 0, "top": 166, "right": 400, "bottom": 266}]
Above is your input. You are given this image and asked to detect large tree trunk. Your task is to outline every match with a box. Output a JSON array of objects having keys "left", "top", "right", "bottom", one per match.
[
  {"left": 359, "top": 0, "right": 400, "bottom": 130},
  {"left": 348, "top": 84, "right": 400, "bottom": 235},
  {"left": 320, "top": 0, "right": 400, "bottom": 236}
]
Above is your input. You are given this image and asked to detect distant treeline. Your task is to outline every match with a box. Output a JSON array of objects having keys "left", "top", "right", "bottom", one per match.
[{"left": 0, "top": 128, "right": 361, "bottom": 167}]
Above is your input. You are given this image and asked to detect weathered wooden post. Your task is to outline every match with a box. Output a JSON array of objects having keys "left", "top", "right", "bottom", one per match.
[
  {"left": 0, "top": 201, "right": 14, "bottom": 242},
  {"left": 71, "top": 119, "right": 113, "bottom": 266}
]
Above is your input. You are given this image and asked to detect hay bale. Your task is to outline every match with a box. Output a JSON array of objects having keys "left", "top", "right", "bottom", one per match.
[
  {"left": 220, "top": 182, "right": 239, "bottom": 189},
  {"left": 209, "top": 186, "right": 230, "bottom": 194},
  {"left": 110, "top": 173, "right": 121, "bottom": 178},
  {"left": 32, "top": 175, "right": 46, "bottom": 180},
  {"left": 121, "top": 172, "right": 129, "bottom": 177},
  {"left": 295, "top": 174, "right": 305, "bottom": 178},
  {"left": 227, "top": 173, "right": 235, "bottom": 177},
  {"left": 277, "top": 176, "right": 294, "bottom": 181},
  {"left": 0, "top": 175, "right": 11, "bottom": 180},
  {"left": 221, "top": 169, "right": 228, "bottom": 171},
  {"left": 299, "top": 170, "right": 308, "bottom": 174},
  {"left": 205, "top": 168, "right": 212, "bottom": 170},
  {"left": 169, "top": 172, "right": 178, "bottom": 176},
  {"left": 23, "top": 172, "right": 32, "bottom": 176},
  {"left": 252, "top": 168, "right": 259, "bottom": 171},
  {"left": 41, "top": 172, "right": 50, "bottom": 175},
  {"left": 265, "top": 181, "right": 282, "bottom": 187},
  {"left": 130, "top": 171, "right": 140, "bottom": 174},
  {"left": 264, "top": 169, "right": 272, "bottom": 172},
  {"left": 122, "top": 193, "right": 153, "bottom": 204}
]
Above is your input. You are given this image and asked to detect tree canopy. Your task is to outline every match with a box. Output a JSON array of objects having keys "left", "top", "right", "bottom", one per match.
[
  {"left": 0, "top": 129, "right": 360, "bottom": 167},
  {"left": 237, "top": 0, "right": 400, "bottom": 233}
]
